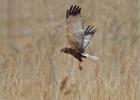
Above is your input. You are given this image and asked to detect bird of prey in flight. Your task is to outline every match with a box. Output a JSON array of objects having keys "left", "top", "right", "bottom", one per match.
[{"left": 60, "top": 5, "right": 98, "bottom": 70}]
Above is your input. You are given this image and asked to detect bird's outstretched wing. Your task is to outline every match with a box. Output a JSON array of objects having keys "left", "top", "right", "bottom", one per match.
[
  {"left": 66, "top": 5, "right": 84, "bottom": 51},
  {"left": 83, "top": 25, "right": 97, "bottom": 50}
]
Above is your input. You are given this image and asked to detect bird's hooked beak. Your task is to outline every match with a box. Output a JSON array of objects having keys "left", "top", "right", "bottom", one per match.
[{"left": 60, "top": 49, "right": 63, "bottom": 52}]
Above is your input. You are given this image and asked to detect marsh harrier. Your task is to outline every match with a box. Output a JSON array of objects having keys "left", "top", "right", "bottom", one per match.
[{"left": 60, "top": 5, "right": 98, "bottom": 70}]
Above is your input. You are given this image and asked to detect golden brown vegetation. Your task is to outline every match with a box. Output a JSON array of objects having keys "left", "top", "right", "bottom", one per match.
[{"left": 0, "top": 0, "right": 139, "bottom": 100}]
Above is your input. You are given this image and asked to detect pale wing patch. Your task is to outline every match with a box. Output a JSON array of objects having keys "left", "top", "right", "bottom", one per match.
[
  {"left": 83, "top": 25, "right": 97, "bottom": 50},
  {"left": 66, "top": 5, "right": 84, "bottom": 50},
  {"left": 83, "top": 34, "right": 93, "bottom": 49}
]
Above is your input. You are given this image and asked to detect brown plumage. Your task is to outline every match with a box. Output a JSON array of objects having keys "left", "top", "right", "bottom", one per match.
[
  {"left": 60, "top": 47, "right": 86, "bottom": 62},
  {"left": 60, "top": 5, "right": 97, "bottom": 70}
]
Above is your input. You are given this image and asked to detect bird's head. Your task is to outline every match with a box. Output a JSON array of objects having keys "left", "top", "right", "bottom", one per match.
[{"left": 60, "top": 47, "right": 70, "bottom": 53}]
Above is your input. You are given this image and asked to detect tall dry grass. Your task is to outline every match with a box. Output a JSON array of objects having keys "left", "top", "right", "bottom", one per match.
[{"left": 0, "top": 0, "right": 140, "bottom": 100}]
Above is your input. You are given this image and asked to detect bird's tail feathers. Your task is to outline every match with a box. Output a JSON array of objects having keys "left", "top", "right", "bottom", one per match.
[{"left": 82, "top": 53, "right": 98, "bottom": 60}]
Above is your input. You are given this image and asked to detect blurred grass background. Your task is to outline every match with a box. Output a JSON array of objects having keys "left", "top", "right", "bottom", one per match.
[{"left": 0, "top": 0, "right": 140, "bottom": 100}]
